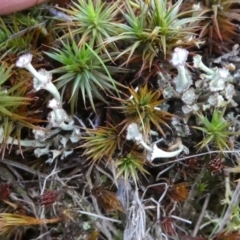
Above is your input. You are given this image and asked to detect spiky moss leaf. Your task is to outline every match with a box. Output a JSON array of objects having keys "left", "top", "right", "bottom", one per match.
[
  {"left": 81, "top": 125, "right": 122, "bottom": 164},
  {"left": 148, "top": 0, "right": 201, "bottom": 56},
  {"left": 193, "top": 108, "right": 235, "bottom": 152},
  {"left": 0, "top": 64, "right": 45, "bottom": 157},
  {"left": 0, "top": 65, "right": 43, "bottom": 124},
  {"left": 183, "top": 0, "right": 240, "bottom": 54},
  {"left": 104, "top": 0, "right": 201, "bottom": 70},
  {"left": 114, "top": 84, "right": 174, "bottom": 138},
  {"left": 0, "top": 11, "right": 48, "bottom": 60},
  {"left": 104, "top": 0, "right": 155, "bottom": 68},
  {"left": 56, "top": 0, "right": 122, "bottom": 54},
  {"left": 45, "top": 40, "right": 123, "bottom": 113},
  {"left": 114, "top": 151, "right": 149, "bottom": 186},
  {"left": 0, "top": 213, "right": 60, "bottom": 236}
]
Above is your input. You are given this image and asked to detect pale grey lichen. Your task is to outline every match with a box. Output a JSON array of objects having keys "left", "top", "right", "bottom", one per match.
[
  {"left": 48, "top": 98, "right": 62, "bottom": 109},
  {"left": 182, "top": 103, "right": 199, "bottom": 114},
  {"left": 157, "top": 71, "right": 172, "bottom": 89},
  {"left": 126, "top": 123, "right": 185, "bottom": 161},
  {"left": 213, "top": 44, "right": 240, "bottom": 64},
  {"left": 47, "top": 98, "right": 75, "bottom": 130},
  {"left": 0, "top": 127, "right": 46, "bottom": 148},
  {"left": 14, "top": 55, "right": 79, "bottom": 164},
  {"left": 15, "top": 53, "right": 33, "bottom": 68},
  {"left": 47, "top": 149, "right": 62, "bottom": 163},
  {"left": 163, "top": 86, "right": 175, "bottom": 99},
  {"left": 126, "top": 123, "right": 143, "bottom": 142},
  {"left": 170, "top": 47, "right": 189, "bottom": 67},
  {"left": 195, "top": 79, "right": 204, "bottom": 88},
  {"left": 34, "top": 144, "right": 50, "bottom": 158},
  {"left": 170, "top": 47, "right": 192, "bottom": 93},
  {"left": 207, "top": 93, "right": 226, "bottom": 107},
  {"left": 209, "top": 79, "right": 225, "bottom": 92},
  {"left": 16, "top": 54, "right": 60, "bottom": 101},
  {"left": 150, "top": 143, "right": 184, "bottom": 161},
  {"left": 126, "top": 123, "right": 152, "bottom": 152},
  {"left": 151, "top": 138, "right": 187, "bottom": 161},
  {"left": 33, "top": 128, "right": 51, "bottom": 142},
  {"left": 181, "top": 88, "right": 196, "bottom": 105},
  {"left": 47, "top": 109, "right": 74, "bottom": 130},
  {"left": 70, "top": 128, "right": 81, "bottom": 143},
  {"left": 225, "top": 84, "right": 235, "bottom": 100},
  {"left": 202, "top": 104, "right": 211, "bottom": 111},
  {"left": 171, "top": 117, "right": 191, "bottom": 137},
  {"left": 192, "top": 103, "right": 200, "bottom": 112},
  {"left": 173, "top": 68, "right": 192, "bottom": 93},
  {"left": 60, "top": 135, "right": 69, "bottom": 148},
  {"left": 182, "top": 105, "right": 192, "bottom": 114},
  {"left": 193, "top": 55, "right": 214, "bottom": 75},
  {"left": 218, "top": 67, "right": 230, "bottom": 79}
]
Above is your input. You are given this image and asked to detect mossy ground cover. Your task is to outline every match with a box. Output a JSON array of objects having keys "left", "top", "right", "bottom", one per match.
[{"left": 0, "top": 0, "right": 240, "bottom": 239}]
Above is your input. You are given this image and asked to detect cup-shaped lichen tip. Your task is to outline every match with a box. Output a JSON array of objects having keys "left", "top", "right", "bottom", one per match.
[
  {"left": 15, "top": 53, "right": 33, "bottom": 68},
  {"left": 170, "top": 47, "right": 189, "bottom": 67}
]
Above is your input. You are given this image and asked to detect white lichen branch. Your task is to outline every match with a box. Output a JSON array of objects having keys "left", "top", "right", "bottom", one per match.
[
  {"left": 16, "top": 53, "right": 60, "bottom": 101},
  {"left": 126, "top": 123, "right": 185, "bottom": 161}
]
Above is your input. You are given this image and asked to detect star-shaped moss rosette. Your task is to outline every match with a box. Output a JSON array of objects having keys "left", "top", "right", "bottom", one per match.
[
  {"left": 45, "top": 40, "right": 124, "bottom": 112},
  {"left": 193, "top": 108, "right": 236, "bottom": 152},
  {"left": 114, "top": 151, "right": 149, "bottom": 186},
  {"left": 81, "top": 124, "right": 122, "bottom": 164},
  {"left": 114, "top": 84, "right": 174, "bottom": 138}
]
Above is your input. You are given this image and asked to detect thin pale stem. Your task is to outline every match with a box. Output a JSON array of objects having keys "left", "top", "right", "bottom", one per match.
[
  {"left": 216, "top": 180, "right": 240, "bottom": 233},
  {"left": 192, "top": 194, "right": 210, "bottom": 237}
]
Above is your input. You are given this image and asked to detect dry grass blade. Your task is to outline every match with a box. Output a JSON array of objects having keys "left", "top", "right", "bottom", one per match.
[{"left": 0, "top": 213, "right": 61, "bottom": 235}]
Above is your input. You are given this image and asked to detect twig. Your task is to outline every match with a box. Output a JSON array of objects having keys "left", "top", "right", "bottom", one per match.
[
  {"left": 192, "top": 193, "right": 210, "bottom": 237},
  {"left": 77, "top": 210, "right": 121, "bottom": 223},
  {"left": 181, "top": 166, "right": 207, "bottom": 221},
  {"left": 96, "top": 165, "right": 114, "bottom": 182},
  {"left": 39, "top": 161, "right": 59, "bottom": 195},
  {"left": 124, "top": 189, "right": 147, "bottom": 240},
  {"left": 1, "top": 158, "right": 47, "bottom": 178},
  {"left": 86, "top": 165, "right": 117, "bottom": 240}
]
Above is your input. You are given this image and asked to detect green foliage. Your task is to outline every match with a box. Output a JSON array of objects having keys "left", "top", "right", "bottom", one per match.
[
  {"left": 196, "top": 181, "right": 208, "bottom": 193},
  {"left": 226, "top": 205, "right": 240, "bottom": 232},
  {"left": 0, "top": 12, "right": 48, "bottom": 60},
  {"left": 0, "top": 17, "right": 33, "bottom": 59},
  {"left": 45, "top": 40, "right": 123, "bottom": 112},
  {"left": 115, "top": 84, "right": 174, "bottom": 138},
  {"left": 193, "top": 108, "right": 235, "bottom": 152},
  {"left": 104, "top": 0, "right": 200, "bottom": 69},
  {"left": 114, "top": 151, "right": 149, "bottom": 185},
  {"left": 81, "top": 125, "right": 122, "bottom": 164},
  {"left": 147, "top": 0, "right": 200, "bottom": 56},
  {"left": 0, "top": 64, "right": 44, "bottom": 157},
  {"left": 59, "top": 0, "right": 122, "bottom": 54}
]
